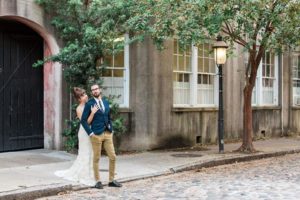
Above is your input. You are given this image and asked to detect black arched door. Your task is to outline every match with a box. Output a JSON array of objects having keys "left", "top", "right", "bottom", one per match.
[{"left": 0, "top": 20, "right": 44, "bottom": 152}]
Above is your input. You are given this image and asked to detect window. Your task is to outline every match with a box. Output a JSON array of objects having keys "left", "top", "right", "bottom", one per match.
[
  {"left": 173, "top": 40, "right": 192, "bottom": 105},
  {"left": 197, "top": 43, "right": 216, "bottom": 105},
  {"left": 244, "top": 51, "right": 278, "bottom": 106},
  {"left": 292, "top": 52, "right": 300, "bottom": 106},
  {"left": 262, "top": 52, "right": 276, "bottom": 105},
  {"left": 173, "top": 40, "right": 217, "bottom": 107},
  {"left": 102, "top": 35, "right": 130, "bottom": 107}
]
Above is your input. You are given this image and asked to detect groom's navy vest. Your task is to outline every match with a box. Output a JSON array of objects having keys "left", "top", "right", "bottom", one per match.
[{"left": 81, "top": 98, "right": 113, "bottom": 136}]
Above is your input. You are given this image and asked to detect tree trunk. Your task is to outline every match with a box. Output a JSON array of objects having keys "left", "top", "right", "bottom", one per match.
[
  {"left": 236, "top": 85, "right": 256, "bottom": 153},
  {"left": 235, "top": 45, "right": 266, "bottom": 153}
]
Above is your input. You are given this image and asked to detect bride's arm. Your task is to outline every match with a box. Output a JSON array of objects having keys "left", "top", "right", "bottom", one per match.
[{"left": 87, "top": 105, "right": 98, "bottom": 124}]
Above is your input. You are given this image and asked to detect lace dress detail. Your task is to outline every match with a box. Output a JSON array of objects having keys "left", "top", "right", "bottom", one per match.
[{"left": 55, "top": 105, "right": 95, "bottom": 186}]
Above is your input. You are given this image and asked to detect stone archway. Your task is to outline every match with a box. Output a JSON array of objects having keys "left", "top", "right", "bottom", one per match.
[{"left": 0, "top": 0, "right": 63, "bottom": 150}]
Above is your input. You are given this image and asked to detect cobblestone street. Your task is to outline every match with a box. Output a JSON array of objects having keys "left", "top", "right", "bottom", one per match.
[{"left": 39, "top": 153, "right": 300, "bottom": 200}]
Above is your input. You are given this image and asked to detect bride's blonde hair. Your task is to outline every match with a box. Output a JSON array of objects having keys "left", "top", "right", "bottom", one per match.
[{"left": 73, "top": 87, "right": 86, "bottom": 101}]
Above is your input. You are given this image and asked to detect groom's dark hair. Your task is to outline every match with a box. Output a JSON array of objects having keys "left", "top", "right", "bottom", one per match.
[{"left": 90, "top": 83, "right": 100, "bottom": 90}]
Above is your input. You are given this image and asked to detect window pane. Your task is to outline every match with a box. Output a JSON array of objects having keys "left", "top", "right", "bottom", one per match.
[
  {"left": 173, "top": 73, "right": 177, "bottom": 81},
  {"left": 103, "top": 69, "right": 112, "bottom": 77},
  {"left": 103, "top": 77, "right": 124, "bottom": 105},
  {"left": 209, "top": 60, "right": 215, "bottom": 73},
  {"left": 104, "top": 56, "right": 113, "bottom": 67},
  {"left": 186, "top": 56, "right": 191, "bottom": 71},
  {"left": 210, "top": 76, "right": 214, "bottom": 84},
  {"left": 184, "top": 74, "right": 190, "bottom": 82},
  {"left": 293, "top": 54, "right": 300, "bottom": 105},
  {"left": 102, "top": 35, "right": 128, "bottom": 106},
  {"left": 173, "top": 55, "right": 178, "bottom": 70},
  {"left": 197, "top": 74, "right": 215, "bottom": 105},
  {"left": 198, "top": 74, "right": 202, "bottom": 84},
  {"left": 266, "top": 65, "right": 270, "bottom": 77},
  {"left": 271, "top": 53, "right": 275, "bottom": 65},
  {"left": 113, "top": 69, "right": 124, "bottom": 77},
  {"left": 185, "top": 45, "right": 192, "bottom": 55},
  {"left": 203, "top": 74, "right": 208, "bottom": 84},
  {"left": 262, "top": 64, "right": 266, "bottom": 76},
  {"left": 270, "top": 64, "right": 274, "bottom": 77},
  {"left": 196, "top": 43, "right": 216, "bottom": 105},
  {"left": 173, "top": 72, "right": 190, "bottom": 105},
  {"left": 174, "top": 40, "right": 178, "bottom": 54},
  {"left": 178, "top": 56, "right": 184, "bottom": 71},
  {"left": 203, "top": 43, "right": 210, "bottom": 57},
  {"left": 204, "top": 58, "right": 209, "bottom": 73},
  {"left": 114, "top": 52, "right": 124, "bottom": 68},
  {"left": 178, "top": 73, "right": 184, "bottom": 82},
  {"left": 179, "top": 46, "right": 184, "bottom": 54},
  {"left": 266, "top": 53, "right": 270, "bottom": 64},
  {"left": 198, "top": 45, "right": 204, "bottom": 57},
  {"left": 198, "top": 57, "right": 203, "bottom": 72}
]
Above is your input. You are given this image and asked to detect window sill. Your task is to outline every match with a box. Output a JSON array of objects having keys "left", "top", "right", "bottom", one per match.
[
  {"left": 252, "top": 106, "right": 281, "bottom": 110},
  {"left": 172, "top": 107, "right": 218, "bottom": 112},
  {"left": 291, "top": 106, "right": 300, "bottom": 110},
  {"left": 118, "top": 108, "right": 133, "bottom": 113}
]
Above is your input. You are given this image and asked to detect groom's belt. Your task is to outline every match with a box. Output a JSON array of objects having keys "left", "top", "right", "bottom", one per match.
[
  {"left": 94, "top": 131, "right": 105, "bottom": 135},
  {"left": 94, "top": 127, "right": 108, "bottom": 135}
]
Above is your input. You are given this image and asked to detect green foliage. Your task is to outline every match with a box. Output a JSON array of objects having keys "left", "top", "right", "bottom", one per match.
[
  {"left": 36, "top": 0, "right": 132, "bottom": 151},
  {"left": 107, "top": 96, "right": 127, "bottom": 136},
  {"left": 35, "top": 0, "right": 137, "bottom": 88},
  {"left": 126, "top": 0, "right": 300, "bottom": 52},
  {"left": 63, "top": 118, "right": 80, "bottom": 152}
]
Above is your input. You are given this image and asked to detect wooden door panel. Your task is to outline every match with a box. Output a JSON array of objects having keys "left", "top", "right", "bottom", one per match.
[{"left": 0, "top": 21, "right": 44, "bottom": 152}]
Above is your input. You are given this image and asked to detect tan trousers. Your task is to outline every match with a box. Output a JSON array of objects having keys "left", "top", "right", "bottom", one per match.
[{"left": 90, "top": 131, "right": 116, "bottom": 182}]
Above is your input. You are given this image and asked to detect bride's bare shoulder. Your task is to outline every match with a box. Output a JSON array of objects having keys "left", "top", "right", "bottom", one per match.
[
  {"left": 76, "top": 105, "right": 81, "bottom": 110},
  {"left": 76, "top": 105, "right": 85, "bottom": 113}
]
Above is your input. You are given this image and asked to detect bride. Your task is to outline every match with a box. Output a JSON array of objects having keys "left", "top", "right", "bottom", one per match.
[{"left": 55, "top": 87, "right": 99, "bottom": 186}]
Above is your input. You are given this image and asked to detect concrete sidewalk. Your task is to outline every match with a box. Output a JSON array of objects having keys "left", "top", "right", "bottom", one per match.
[{"left": 0, "top": 137, "right": 299, "bottom": 200}]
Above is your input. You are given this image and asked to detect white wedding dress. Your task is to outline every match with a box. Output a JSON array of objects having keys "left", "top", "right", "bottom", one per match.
[{"left": 55, "top": 106, "right": 95, "bottom": 186}]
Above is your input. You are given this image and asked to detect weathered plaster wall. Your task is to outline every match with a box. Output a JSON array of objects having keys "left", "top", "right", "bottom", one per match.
[{"left": 119, "top": 39, "right": 292, "bottom": 151}]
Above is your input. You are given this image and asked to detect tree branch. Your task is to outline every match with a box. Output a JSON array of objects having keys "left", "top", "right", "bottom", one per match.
[{"left": 221, "top": 25, "right": 247, "bottom": 47}]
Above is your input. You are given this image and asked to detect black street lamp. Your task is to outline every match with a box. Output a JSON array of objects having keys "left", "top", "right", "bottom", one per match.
[{"left": 213, "top": 35, "right": 228, "bottom": 153}]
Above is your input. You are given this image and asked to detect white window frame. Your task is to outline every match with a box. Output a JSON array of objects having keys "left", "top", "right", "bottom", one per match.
[
  {"left": 292, "top": 52, "right": 300, "bottom": 106},
  {"left": 173, "top": 41, "right": 218, "bottom": 108},
  {"left": 194, "top": 45, "right": 218, "bottom": 107},
  {"left": 102, "top": 34, "right": 130, "bottom": 108},
  {"left": 173, "top": 44, "right": 192, "bottom": 106},
  {"left": 250, "top": 52, "right": 279, "bottom": 106}
]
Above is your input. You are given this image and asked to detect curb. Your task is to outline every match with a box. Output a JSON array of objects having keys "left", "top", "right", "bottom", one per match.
[
  {"left": 170, "top": 149, "right": 300, "bottom": 173},
  {"left": 0, "top": 184, "right": 75, "bottom": 200},
  {"left": 1, "top": 149, "right": 299, "bottom": 200}
]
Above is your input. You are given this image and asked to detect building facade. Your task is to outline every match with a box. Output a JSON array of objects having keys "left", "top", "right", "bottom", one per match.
[{"left": 0, "top": 0, "right": 299, "bottom": 152}]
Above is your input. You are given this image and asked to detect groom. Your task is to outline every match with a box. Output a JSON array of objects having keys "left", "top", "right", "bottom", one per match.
[{"left": 81, "top": 83, "right": 122, "bottom": 189}]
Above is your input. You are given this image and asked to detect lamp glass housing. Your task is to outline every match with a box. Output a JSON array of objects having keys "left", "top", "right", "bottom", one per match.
[{"left": 214, "top": 47, "right": 227, "bottom": 65}]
